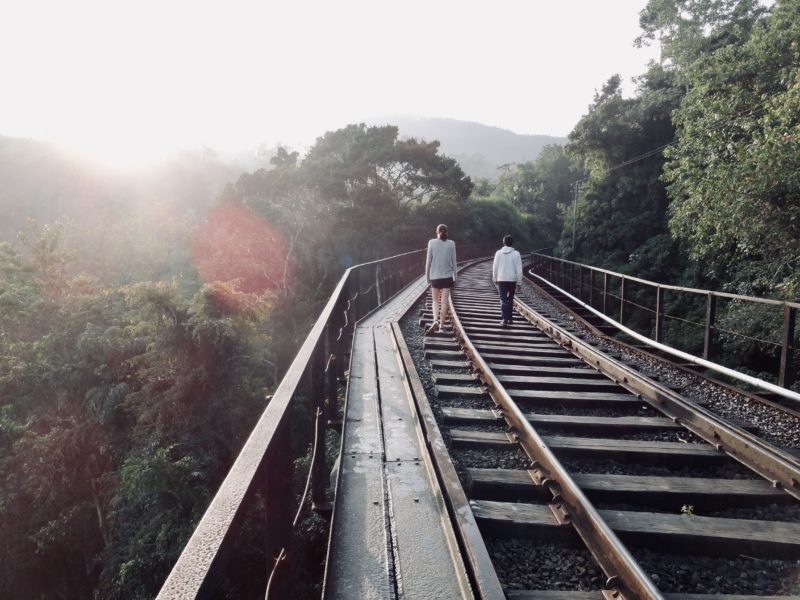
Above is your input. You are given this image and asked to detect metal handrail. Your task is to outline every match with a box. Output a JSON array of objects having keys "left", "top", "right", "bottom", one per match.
[
  {"left": 535, "top": 254, "right": 800, "bottom": 308},
  {"left": 157, "top": 243, "right": 490, "bottom": 599},
  {"left": 529, "top": 271, "right": 800, "bottom": 404},
  {"left": 530, "top": 254, "right": 798, "bottom": 390}
]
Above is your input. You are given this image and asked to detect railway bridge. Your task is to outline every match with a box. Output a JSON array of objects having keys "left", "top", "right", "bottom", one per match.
[{"left": 157, "top": 249, "right": 800, "bottom": 600}]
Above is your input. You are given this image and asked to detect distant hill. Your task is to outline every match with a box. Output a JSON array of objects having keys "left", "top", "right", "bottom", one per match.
[
  {"left": 0, "top": 117, "right": 566, "bottom": 243},
  {"left": 0, "top": 135, "right": 245, "bottom": 242},
  {"left": 366, "top": 116, "right": 567, "bottom": 180}
]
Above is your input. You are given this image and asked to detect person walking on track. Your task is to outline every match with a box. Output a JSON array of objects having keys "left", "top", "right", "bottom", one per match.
[
  {"left": 425, "top": 224, "right": 457, "bottom": 335},
  {"left": 492, "top": 234, "right": 522, "bottom": 327}
]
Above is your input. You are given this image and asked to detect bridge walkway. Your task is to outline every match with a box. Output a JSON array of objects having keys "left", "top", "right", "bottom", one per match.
[{"left": 324, "top": 274, "right": 473, "bottom": 599}]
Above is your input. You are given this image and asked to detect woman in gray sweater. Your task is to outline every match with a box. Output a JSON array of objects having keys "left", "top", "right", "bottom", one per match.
[{"left": 425, "top": 224, "right": 457, "bottom": 334}]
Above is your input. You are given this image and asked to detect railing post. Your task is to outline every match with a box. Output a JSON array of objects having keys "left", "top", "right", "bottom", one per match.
[
  {"left": 265, "top": 423, "right": 292, "bottom": 597},
  {"left": 311, "top": 343, "right": 330, "bottom": 512},
  {"left": 570, "top": 262, "right": 576, "bottom": 294},
  {"left": 386, "top": 261, "right": 394, "bottom": 300},
  {"left": 341, "top": 276, "right": 349, "bottom": 334},
  {"left": 703, "top": 293, "right": 717, "bottom": 360},
  {"left": 578, "top": 265, "right": 583, "bottom": 300},
  {"left": 779, "top": 305, "right": 797, "bottom": 388},
  {"left": 375, "top": 264, "right": 383, "bottom": 306},
  {"left": 602, "top": 272, "right": 608, "bottom": 315},
  {"left": 354, "top": 267, "right": 363, "bottom": 321},
  {"left": 655, "top": 286, "right": 665, "bottom": 343},
  {"left": 588, "top": 269, "right": 595, "bottom": 308},
  {"left": 325, "top": 321, "right": 340, "bottom": 425},
  {"left": 619, "top": 276, "right": 626, "bottom": 325}
]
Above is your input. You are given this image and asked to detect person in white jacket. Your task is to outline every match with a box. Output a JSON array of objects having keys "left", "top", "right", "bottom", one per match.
[
  {"left": 492, "top": 235, "right": 522, "bottom": 326},
  {"left": 425, "top": 224, "right": 457, "bottom": 334}
]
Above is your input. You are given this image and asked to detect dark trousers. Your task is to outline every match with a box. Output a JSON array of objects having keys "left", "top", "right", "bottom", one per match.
[{"left": 496, "top": 281, "right": 516, "bottom": 322}]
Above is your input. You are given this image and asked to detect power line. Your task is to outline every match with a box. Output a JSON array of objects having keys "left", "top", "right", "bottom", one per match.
[
  {"left": 567, "top": 101, "right": 773, "bottom": 251},
  {"left": 570, "top": 140, "right": 676, "bottom": 253},
  {"left": 574, "top": 140, "right": 677, "bottom": 186},
  {"left": 572, "top": 102, "right": 770, "bottom": 186}
]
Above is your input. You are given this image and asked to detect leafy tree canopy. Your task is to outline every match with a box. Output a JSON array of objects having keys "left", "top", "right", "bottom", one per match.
[
  {"left": 488, "top": 145, "right": 581, "bottom": 249},
  {"left": 561, "top": 65, "right": 684, "bottom": 270},
  {"left": 665, "top": 0, "right": 800, "bottom": 296},
  {"left": 636, "top": 0, "right": 767, "bottom": 72}
]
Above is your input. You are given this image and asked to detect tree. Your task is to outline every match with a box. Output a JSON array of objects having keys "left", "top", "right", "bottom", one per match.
[
  {"left": 665, "top": 0, "right": 800, "bottom": 297},
  {"left": 227, "top": 123, "right": 474, "bottom": 293},
  {"left": 489, "top": 145, "right": 581, "bottom": 249},
  {"left": 561, "top": 65, "right": 684, "bottom": 276},
  {"left": 0, "top": 223, "right": 274, "bottom": 598},
  {"left": 302, "top": 124, "right": 473, "bottom": 211},
  {"left": 636, "top": 0, "right": 767, "bottom": 74}
]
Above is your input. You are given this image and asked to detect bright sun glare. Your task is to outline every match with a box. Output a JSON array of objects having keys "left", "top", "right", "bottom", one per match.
[
  {"left": 1, "top": 0, "right": 661, "bottom": 170},
  {"left": 59, "top": 132, "right": 180, "bottom": 171}
]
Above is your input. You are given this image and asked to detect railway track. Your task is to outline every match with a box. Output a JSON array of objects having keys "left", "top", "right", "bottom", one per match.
[
  {"left": 398, "top": 260, "right": 800, "bottom": 599},
  {"left": 527, "top": 271, "right": 800, "bottom": 422}
]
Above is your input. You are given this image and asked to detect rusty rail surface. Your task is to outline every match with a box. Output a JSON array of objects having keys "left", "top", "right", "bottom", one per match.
[
  {"left": 446, "top": 269, "right": 661, "bottom": 600},
  {"left": 157, "top": 244, "right": 489, "bottom": 599}
]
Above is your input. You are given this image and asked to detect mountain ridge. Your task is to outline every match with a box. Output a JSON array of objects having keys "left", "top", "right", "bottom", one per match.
[{"left": 366, "top": 115, "right": 567, "bottom": 179}]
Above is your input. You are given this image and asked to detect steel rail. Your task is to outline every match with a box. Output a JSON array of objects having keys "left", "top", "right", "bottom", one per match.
[
  {"left": 390, "top": 320, "right": 505, "bottom": 600},
  {"left": 446, "top": 288, "right": 664, "bottom": 600},
  {"left": 512, "top": 294, "right": 800, "bottom": 501}
]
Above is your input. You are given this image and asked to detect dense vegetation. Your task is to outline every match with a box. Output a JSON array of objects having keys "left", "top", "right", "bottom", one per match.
[{"left": 1, "top": 0, "right": 798, "bottom": 597}]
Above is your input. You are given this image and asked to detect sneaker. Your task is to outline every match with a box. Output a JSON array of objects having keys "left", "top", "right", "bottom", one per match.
[
  {"left": 425, "top": 321, "right": 440, "bottom": 335},
  {"left": 499, "top": 320, "right": 508, "bottom": 327}
]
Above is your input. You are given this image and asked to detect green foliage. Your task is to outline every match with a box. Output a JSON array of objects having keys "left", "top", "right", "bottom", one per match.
[
  {"left": 303, "top": 124, "right": 473, "bottom": 208},
  {"left": 560, "top": 64, "right": 684, "bottom": 273},
  {"left": 487, "top": 145, "right": 580, "bottom": 249},
  {"left": 665, "top": 0, "right": 800, "bottom": 298},
  {"left": 99, "top": 445, "right": 211, "bottom": 600},
  {"left": 636, "top": 0, "right": 766, "bottom": 73},
  {"left": 0, "top": 225, "right": 273, "bottom": 598},
  {"left": 444, "top": 199, "right": 533, "bottom": 250}
]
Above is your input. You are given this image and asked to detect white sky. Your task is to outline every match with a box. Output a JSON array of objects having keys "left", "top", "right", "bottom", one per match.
[{"left": 0, "top": 0, "right": 660, "bottom": 168}]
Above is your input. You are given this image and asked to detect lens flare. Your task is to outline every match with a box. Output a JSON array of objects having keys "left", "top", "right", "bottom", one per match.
[{"left": 191, "top": 205, "right": 289, "bottom": 295}]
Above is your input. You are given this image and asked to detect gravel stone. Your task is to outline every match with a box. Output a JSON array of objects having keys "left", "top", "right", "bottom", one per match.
[
  {"left": 486, "top": 538, "right": 604, "bottom": 591},
  {"left": 634, "top": 547, "right": 800, "bottom": 595}
]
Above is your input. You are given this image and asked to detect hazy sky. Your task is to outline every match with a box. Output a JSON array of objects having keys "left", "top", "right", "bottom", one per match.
[{"left": 0, "top": 0, "right": 660, "bottom": 167}]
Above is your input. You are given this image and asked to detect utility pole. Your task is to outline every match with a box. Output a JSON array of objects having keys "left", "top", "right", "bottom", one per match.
[{"left": 571, "top": 180, "right": 581, "bottom": 255}]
